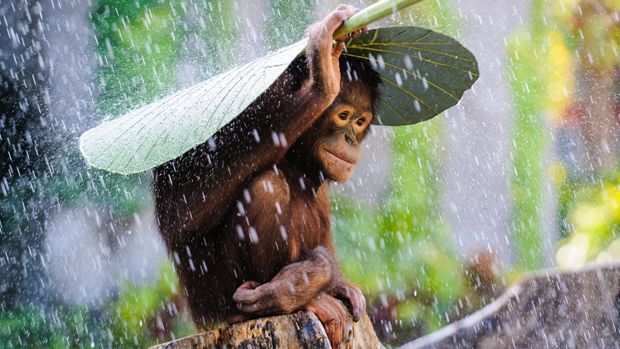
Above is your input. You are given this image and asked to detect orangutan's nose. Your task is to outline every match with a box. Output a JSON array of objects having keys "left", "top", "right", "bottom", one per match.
[{"left": 345, "top": 129, "right": 357, "bottom": 145}]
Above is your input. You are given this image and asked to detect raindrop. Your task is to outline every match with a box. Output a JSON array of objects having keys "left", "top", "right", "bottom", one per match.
[
  {"left": 207, "top": 137, "right": 217, "bottom": 150},
  {"left": 377, "top": 54, "right": 385, "bottom": 70},
  {"left": 236, "top": 225, "right": 245, "bottom": 240},
  {"left": 278, "top": 132, "right": 287, "bottom": 147},
  {"left": 368, "top": 53, "right": 378, "bottom": 69},
  {"left": 236, "top": 201, "right": 245, "bottom": 216},
  {"left": 414, "top": 99, "right": 421, "bottom": 112},
  {"left": 279, "top": 225, "right": 288, "bottom": 240},
  {"left": 248, "top": 227, "right": 259, "bottom": 243},
  {"left": 271, "top": 131, "right": 280, "bottom": 146},
  {"left": 403, "top": 55, "right": 413, "bottom": 70},
  {"left": 274, "top": 202, "right": 282, "bottom": 215},
  {"left": 243, "top": 189, "right": 251, "bottom": 203}
]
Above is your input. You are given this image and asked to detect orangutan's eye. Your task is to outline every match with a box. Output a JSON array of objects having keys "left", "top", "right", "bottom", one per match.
[
  {"left": 338, "top": 112, "right": 348, "bottom": 120},
  {"left": 356, "top": 118, "right": 366, "bottom": 126}
]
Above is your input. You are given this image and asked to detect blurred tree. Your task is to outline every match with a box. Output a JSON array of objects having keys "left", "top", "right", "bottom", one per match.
[
  {"left": 571, "top": 0, "right": 620, "bottom": 172},
  {"left": 542, "top": 0, "right": 620, "bottom": 266},
  {"left": 0, "top": 0, "right": 54, "bottom": 310},
  {"left": 543, "top": 0, "right": 620, "bottom": 175},
  {"left": 506, "top": 0, "right": 563, "bottom": 271},
  {"left": 0, "top": 0, "right": 154, "bottom": 312}
]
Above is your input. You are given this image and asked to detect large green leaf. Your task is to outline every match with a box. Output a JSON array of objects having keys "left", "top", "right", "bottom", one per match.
[
  {"left": 344, "top": 27, "right": 478, "bottom": 125},
  {"left": 79, "top": 26, "right": 478, "bottom": 175}
]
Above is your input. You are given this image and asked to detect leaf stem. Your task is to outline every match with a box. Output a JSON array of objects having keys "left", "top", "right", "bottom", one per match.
[{"left": 333, "top": 0, "right": 424, "bottom": 39}]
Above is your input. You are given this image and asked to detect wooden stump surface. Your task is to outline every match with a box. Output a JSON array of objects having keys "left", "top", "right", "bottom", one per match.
[
  {"left": 402, "top": 263, "right": 620, "bottom": 349},
  {"left": 150, "top": 311, "right": 383, "bottom": 349}
]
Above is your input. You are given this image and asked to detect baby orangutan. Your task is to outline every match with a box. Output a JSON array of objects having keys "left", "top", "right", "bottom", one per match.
[{"left": 154, "top": 4, "right": 380, "bottom": 346}]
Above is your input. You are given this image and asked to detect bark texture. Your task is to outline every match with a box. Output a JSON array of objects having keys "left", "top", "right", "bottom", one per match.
[
  {"left": 401, "top": 263, "right": 620, "bottom": 349},
  {"left": 150, "top": 311, "right": 383, "bottom": 349}
]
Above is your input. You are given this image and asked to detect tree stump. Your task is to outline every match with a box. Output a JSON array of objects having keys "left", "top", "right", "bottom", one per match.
[
  {"left": 150, "top": 311, "right": 383, "bottom": 349},
  {"left": 401, "top": 263, "right": 620, "bottom": 349}
]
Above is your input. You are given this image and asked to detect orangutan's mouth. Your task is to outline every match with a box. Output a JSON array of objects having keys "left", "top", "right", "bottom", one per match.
[{"left": 323, "top": 148, "right": 355, "bottom": 165}]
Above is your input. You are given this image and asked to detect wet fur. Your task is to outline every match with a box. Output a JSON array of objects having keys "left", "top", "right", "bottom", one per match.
[{"left": 154, "top": 26, "right": 380, "bottom": 333}]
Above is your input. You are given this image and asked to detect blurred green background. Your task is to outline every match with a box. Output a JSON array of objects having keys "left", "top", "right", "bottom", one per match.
[{"left": 1, "top": 0, "right": 619, "bottom": 347}]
